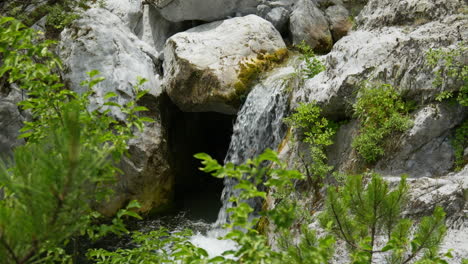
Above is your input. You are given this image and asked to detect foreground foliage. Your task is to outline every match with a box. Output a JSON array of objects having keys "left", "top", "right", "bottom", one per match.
[
  {"left": 89, "top": 149, "right": 335, "bottom": 264},
  {"left": 321, "top": 173, "right": 449, "bottom": 264},
  {"left": 0, "top": 17, "right": 150, "bottom": 263}
]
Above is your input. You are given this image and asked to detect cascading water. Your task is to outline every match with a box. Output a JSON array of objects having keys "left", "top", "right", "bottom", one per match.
[
  {"left": 215, "top": 65, "right": 297, "bottom": 227},
  {"left": 189, "top": 56, "right": 301, "bottom": 257}
]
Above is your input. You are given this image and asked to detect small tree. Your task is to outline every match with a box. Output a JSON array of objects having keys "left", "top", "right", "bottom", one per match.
[
  {"left": 320, "top": 173, "right": 449, "bottom": 264},
  {"left": 0, "top": 17, "right": 151, "bottom": 263}
]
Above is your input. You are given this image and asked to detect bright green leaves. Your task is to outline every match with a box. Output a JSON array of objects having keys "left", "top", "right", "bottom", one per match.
[
  {"left": 321, "top": 173, "right": 449, "bottom": 264},
  {"left": 194, "top": 149, "right": 334, "bottom": 264},
  {"left": 0, "top": 17, "right": 154, "bottom": 263},
  {"left": 352, "top": 83, "right": 413, "bottom": 163},
  {"left": 284, "top": 102, "right": 337, "bottom": 196},
  {"left": 295, "top": 41, "right": 326, "bottom": 79},
  {"left": 426, "top": 43, "right": 468, "bottom": 106}
]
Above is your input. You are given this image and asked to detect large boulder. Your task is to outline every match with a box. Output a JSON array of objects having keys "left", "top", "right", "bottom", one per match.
[
  {"left": 136, "top": 4, "right": 190, "bottom": 52},
  {"left": 102, "top": 0, "right": 143, "bottom": 33},
  {"left": 163, "top": 15, "right": 286, "bottom": 114},
  {"left": 59, "top": 7, "right": 173, "bottom": 215},
  {"left": 149, "top": 0, "right": 261, "bottom": 22},
  {"left": 59, "top": 8, "right": 163, "bottom": 120},
  {"left": 289, "top": 0, "right": 333, "bottom": 52}
]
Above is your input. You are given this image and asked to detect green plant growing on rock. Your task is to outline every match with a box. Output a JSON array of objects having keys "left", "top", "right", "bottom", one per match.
[
  {"left": 352, "top": 83, "right": 413, "bottom": 163},
  {"left": 320, "top": 173, "right": 450, "bottom": 264},
  {"left": 284, "top": 102, "right": 337, "bottom": 198},
  {"left": 295, "top": 41, "right": 326, "bottom": 79},
  {"left": 452, "top": 120, "right": 468, "bottom": 171},
  {"left": 426, "top": 42, "right": 468, "bottom": 106},
  {"left": 233, "top": 48, "right": 289, "bottom": 99}
]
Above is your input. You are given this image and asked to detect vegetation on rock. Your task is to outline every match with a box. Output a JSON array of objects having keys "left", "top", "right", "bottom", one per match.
[
  {"left": 295, "top": 41, "right": 326, "bottom": 79},
  {"left": 352, "top": 83, "right": 413, "bottom": 163},
  {"left": 284, "top": 102, "right": 337, "bottom": 198},
  {"left": 233, "top": 48, "right": 289, "bottom": 100}
]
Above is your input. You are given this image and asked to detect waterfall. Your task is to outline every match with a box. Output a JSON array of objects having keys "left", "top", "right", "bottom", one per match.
[{"left": 215, "top": 61, "right": 298, "bottom": 226}]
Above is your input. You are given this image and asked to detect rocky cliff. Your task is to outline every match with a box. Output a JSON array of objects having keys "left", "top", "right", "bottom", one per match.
[{"left": 0, "top": 0, "right": 466, "bottom": 261}]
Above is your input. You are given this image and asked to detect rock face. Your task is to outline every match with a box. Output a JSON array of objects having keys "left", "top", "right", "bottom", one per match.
[
  {"left": 136, "top": 4, "right": 190, "bottom": 52},
  {"left": 0, "top": 86, "right": 25, "bottom": 159},
  {"left": 291, "top": 0, "right": 467, "bottom": 177},
  {"left": 59, "top": 7, "right": 173, "bottom": 215},
  {"left": 150, "top": 0, "right": 261, "bottom": 22},
  {"left": 163, "top": 15, "right": 286, "bottom": 114},
  {"left": 289, "top": 0, "right": 333, "bottom": 52},
  {"left": 59, "top": 8, "right": 163, "bottom": 120}
]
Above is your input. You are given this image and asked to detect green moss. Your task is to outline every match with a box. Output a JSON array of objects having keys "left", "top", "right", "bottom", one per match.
[{"left": 232, "top": 48, "right": 289, "bottom": 100}]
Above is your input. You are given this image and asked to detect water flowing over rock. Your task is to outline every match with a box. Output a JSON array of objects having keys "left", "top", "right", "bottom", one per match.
[
  {"left": 59, "top": 7, "right": 172, "bottom": 215},
  {"left": 163, "top": 15, "right": 286, "bottom": 114},
  {"left": 149, "top": 0, "right": 261, "bottom": 22},
  {"left": 216, "top": 59, "right": 298, "bottom": 225}
]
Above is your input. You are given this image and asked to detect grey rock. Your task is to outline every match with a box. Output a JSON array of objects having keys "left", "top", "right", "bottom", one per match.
[
  {"left": 0, "top": 87, "right": 25, "bottom": 159},
  {"left": 289, "top": 0, "right": 333, "bottom": 52},
  {"left": 137, "top": 5, "right": 189, "bottom": 53},
  {"left": 325, "top": 4, "right": 352, "bottom": 42},
  {"left": 163, "top": 15, "right": 286, "bottom": 114},
  {"left": 59, "top": 7, "right": 172, "bottom": 215},
  {"left": 59, "top": 8, "right": 162, "bottom": 120},
  {"left": 375, "top": 104, "right": 467, "bottom": 177},
  {"left": 149, "top": 0, "right": 261, "bottom": 22},
  {"left": 357, "top": 0, "right": 465, "bottom": 29},
  {"left": 102, "top": 0, "right": 143, "bottom": 33},
  {"left": 293, "top": 19, "right": 466, "bottom": 118}
]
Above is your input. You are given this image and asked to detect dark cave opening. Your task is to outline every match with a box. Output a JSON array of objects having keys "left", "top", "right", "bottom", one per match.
[{"left": 162, "top": 97, "right": 235, "bottom": 222}]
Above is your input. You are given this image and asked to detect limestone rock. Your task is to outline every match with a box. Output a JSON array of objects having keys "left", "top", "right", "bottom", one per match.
[
  {"left": 163, "top": 15, "right": 286, "bottom": 114},
  {"left": 59, "top": 7, "right": 172, "bottom": 215},
  {"left": 357, "top": 0, "right": 465, "bottom": 29},
  {"left": 149, "top": 0, "right": 261, "bottom": 22},
  {"left": 375, "top": 104, "right": 467, "bottom": 177},
  {"left": 289, "top": 0, "right": 333, "bottom": 52},
  {"left": 290, "top": 0, "right": 467, "bottom": 177},
  {"left": 59, "top": 8, "right": 162, "bottom": 120},
  {"left": 0, "top": 87, "right": 25, "bottom": 159},
  {"left": 102, "top": 0, "right": 143, "bottom": 32},
  {"left": 137, "top": 5, "right": 190, "bottom": 52},
  {"left": 257, "top": 5, "right": 291, "bottom": 35},
  {"left": 293, "top": 19, "right": 466, "bottom": 119},
  {"left": 325, "top": 5, "right": 352, "bottom": 42}
]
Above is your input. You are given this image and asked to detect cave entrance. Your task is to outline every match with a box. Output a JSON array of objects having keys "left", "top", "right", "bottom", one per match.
[{"left": 165, "top": 100, "right": 235, "bottom": 222}]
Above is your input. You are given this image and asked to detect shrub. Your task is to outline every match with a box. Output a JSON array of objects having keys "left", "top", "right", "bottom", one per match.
[
  {"left": 284, "top": 102, "right": 337, "bottom": 197},
  {"left": 352, "top": 83, "right": 413, "bottom": 163},
  {"left": 320, "top": 173, "right": 450, "bottom": 264},
  {"left": 0, "top": 17, "right": 151, "bottom": 263},
  {"left": 89, "top": 149, "right": 335, "bottom": 264},
  {"left": 295, "top": 41, "right": 326, "bottom": 79},
  {"left": 452, "top": 120, "right": 468, "bottom": 171},
  {"left": 426, "top": 42, "right": 468, "bottom": 106}
]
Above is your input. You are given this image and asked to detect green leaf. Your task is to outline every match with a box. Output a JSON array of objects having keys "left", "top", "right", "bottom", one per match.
[{"left": 104, "top": 92, "right": 118, "bottom": 100}]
